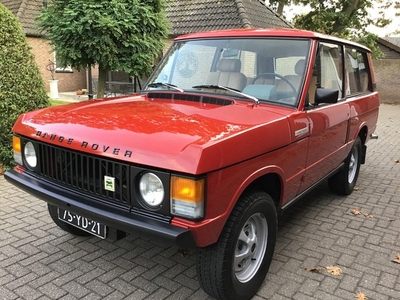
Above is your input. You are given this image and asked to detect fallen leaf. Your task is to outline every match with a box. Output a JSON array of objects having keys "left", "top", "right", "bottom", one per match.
[
  {"left": 305, "top": 267, "right": 323, "bottom": 274},
  {"left": 326, "top": 265, "right": 342, "bottom": 276},
  {"left": 351, "top": 208, "right": 372, "bottom": 218},
  {"left": 364, "top": 213, "right": 373, "bottom": 219},
  {"left": 356, "top": 291, "right": 368, "bottom": 300},
  {"left": 392, "top": 254, "right": 400, "bottom": 264},
  {"left": 351, "top": 208, "right": 362, "bottom": 216}
]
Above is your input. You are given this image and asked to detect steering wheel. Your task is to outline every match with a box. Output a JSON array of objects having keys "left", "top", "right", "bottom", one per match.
[{"left": 252, "top": 73, "right": 297, "bottom": 96}]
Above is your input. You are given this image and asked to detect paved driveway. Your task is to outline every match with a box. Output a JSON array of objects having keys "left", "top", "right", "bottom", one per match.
[{"left": 1, "top": 104, "right": 399, "bottom": 300}]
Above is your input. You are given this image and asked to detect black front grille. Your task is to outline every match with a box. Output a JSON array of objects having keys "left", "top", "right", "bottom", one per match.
[{"left": 36, "top": 143, "right": 130, "bottom": 207}]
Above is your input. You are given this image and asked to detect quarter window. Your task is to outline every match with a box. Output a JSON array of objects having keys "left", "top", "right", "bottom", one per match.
[{"left": 345, "top": 47, "right": 370, "bottom": 95}]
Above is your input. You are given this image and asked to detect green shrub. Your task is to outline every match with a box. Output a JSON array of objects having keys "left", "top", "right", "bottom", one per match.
[{"left": 0, "top": 4, "right": 50, "bottom": 169}]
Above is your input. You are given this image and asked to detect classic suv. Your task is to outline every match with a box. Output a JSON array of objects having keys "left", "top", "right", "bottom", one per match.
[{"left": 5, "top": 29, "right": 379, "bottom": 300}]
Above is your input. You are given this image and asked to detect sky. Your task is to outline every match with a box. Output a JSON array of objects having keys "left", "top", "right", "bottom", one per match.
[
  {"left": 281, "top": 2, "right": 400, "bottom": 37},
  {"left": 368, "top": 8, "right": 399, "bottom": 37}
]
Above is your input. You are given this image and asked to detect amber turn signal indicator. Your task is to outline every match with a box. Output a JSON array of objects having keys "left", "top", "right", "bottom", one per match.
[
  {"left": 170, "top": 176, "right": 205, "bottom": 219},
  {"left": 13, "top": 136, "right": 21, "bottom": 153},
  {"left": 171, "top": 176, "right": 204, "bottom": 203}
]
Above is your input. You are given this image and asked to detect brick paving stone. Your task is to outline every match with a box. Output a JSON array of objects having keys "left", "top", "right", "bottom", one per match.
[
  {"left": 15, "top": 285, "right": 43, "bottom": 300},
  {"left": 123, "top": 289, "right": 149, "bottom": 300},
  {"left": 0, "top": 104, "right": 399, "bottom": 300},
  {"left": 0, "top": 286, "right": 18, "bottom": 300},
  {"left": 146, "top": 288, "right": 172, "bottom": 300}
]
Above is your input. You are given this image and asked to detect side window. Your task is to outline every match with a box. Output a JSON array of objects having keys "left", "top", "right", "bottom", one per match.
[
  {"left": 239, "top": 51, "right": 256, "bottom": 78},
  {"left": 275, "top": 56, "right": 306, "bottom": 77},
  {"left": 345, "top": 47, "right": 371, "bottom": 95},
  {"left": 319, "top": 43, "right": 343, "bottom": 98},
  {"left": 217, "top": 49, "right": 256, "bottom": 78},
  {"left": 308, "top": 42, "right": 343, "bottom": 105}
]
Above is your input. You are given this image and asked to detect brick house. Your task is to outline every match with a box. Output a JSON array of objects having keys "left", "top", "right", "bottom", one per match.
[
  {"left": 1, "top": 0, "right": 290, "bottom": 94},
  {"left": 1, "top": 0, "right": 87, "bottom": 93},
  {"left": 374, "top": 37, "right": 400, "bottom": 104}
]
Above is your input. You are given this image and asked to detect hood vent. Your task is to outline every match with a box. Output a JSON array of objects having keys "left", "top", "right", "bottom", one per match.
[{"left": 147, "top": 92, "right": 234, "bottom": 106}]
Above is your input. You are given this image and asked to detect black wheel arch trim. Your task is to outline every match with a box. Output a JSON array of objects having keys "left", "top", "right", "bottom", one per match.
[{"left": 5, "top": 169, "right": 196, "bottom": 248}]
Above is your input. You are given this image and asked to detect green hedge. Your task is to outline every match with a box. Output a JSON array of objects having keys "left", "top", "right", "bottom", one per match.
[{"left": 0, "top": 4, "right": 50, "bottom": 169}]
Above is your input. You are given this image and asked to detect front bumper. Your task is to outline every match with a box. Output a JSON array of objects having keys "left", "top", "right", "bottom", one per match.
[{"left": 5, "top": 169, "right": 196, "bottom": 248}]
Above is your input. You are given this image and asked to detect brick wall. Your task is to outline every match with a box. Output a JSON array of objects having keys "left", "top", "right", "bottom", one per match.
[
  {"left": 373, "top": 59, "right": 400, "bottom": 104},
  {"left": 27, "top": 37, "right": 87, "bottom": 93}
]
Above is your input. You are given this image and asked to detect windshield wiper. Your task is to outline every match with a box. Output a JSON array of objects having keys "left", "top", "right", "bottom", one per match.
[
  {"left": 192, "top": 85, "right": 259, "bottom": 105},
  {"left": 148, "top": 82, "right": 184, "bottom": 92}
]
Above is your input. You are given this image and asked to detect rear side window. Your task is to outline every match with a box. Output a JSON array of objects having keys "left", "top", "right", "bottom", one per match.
[
  {"left": 345, "top": 47, "right": 371, "bottom": 95},
  {"left": 319, "top": 43, "right": 343, "bottom": 99}
]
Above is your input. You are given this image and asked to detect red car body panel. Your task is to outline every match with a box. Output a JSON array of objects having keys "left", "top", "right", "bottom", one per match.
[
  {"left": 7, "top": 28, "right": 380, "bottom": 248},
  {"left": 13, "top": 95, "right": 295, "bottom": 175}
]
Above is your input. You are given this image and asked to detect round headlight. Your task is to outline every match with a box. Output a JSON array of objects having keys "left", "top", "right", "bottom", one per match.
[
  {"left": 139, "top": 172, "right": 164, "bottom": 207},
  {"left": 24, "top": 142, "right": 37, "bottom": 169}
]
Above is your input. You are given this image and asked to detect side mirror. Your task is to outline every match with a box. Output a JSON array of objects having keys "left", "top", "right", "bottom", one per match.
[{"left": 315, "top": 88, "right": 339, "bottom": 104}]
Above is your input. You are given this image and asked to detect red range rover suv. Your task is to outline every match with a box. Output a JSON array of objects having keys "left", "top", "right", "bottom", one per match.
[{"left": 6, "top": 28, "right": 379, "bottom": 300}]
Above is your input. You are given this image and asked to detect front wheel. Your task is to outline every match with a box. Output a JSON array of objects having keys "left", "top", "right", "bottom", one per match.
[
  {"left": 328, "top": 137, "right": 362, "bottom": 195},
  {"left": 197, "top": 191, "right": 277, "bottom": 300}
]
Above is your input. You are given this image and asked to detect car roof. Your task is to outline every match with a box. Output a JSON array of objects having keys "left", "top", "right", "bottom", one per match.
[{"left": 174, "top": 28, "right": 371, "bottom": 52}]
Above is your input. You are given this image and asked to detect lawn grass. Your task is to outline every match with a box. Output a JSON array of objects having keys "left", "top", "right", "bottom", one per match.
[{"left": 49, "top": 99, "right": 70, "bottom": 106}]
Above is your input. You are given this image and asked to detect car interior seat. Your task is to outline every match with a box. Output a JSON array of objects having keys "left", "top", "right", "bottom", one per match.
[
  {"left": 204, "top": 58, "right": 247, "bottom": 91},
  {"left": 276, "top": 59, "right": 306, "bottom": 93}
]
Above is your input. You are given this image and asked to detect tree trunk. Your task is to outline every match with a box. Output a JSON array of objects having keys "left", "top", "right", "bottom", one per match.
[
  {"left": 97, "top": 64, "right": 107, "bottom": 99},
  {"left": 332, "top": 0, "right": 360, "bottom": 33},
  {"left": 277, "top": 2, "right": 285, "bottom": 15}
]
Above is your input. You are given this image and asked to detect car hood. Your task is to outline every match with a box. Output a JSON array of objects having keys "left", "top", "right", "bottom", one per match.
[{"left": 13, "top": 94, "right": 292, "bottom": 174}]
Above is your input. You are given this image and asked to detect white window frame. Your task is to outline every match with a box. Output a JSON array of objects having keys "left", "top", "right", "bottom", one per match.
[{"left": 54, "top": 52, "right": 72, "bottom": 72}]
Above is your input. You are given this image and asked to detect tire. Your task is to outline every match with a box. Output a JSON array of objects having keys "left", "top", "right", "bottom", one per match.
[
  {"left": 47, "top": 204, "right": 92, "bottom": 236},
  {"left": 197, "top": 190, "right": 277, "bottom": 300},
  {"left": 328, "top": 137, "right": 362, "bottom": 195}
]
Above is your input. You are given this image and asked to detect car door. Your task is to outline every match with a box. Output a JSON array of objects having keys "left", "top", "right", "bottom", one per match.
[{"left": 300, "top": 42, "right": 350, "bottom": 191}]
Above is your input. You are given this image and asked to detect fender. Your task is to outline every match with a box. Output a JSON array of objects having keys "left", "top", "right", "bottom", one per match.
[{"left": 172, "top": 164, "right": 285, "bottom": 247}]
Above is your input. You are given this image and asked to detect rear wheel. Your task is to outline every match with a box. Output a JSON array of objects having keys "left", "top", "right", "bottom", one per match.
[
  {"left": 47, "top": 204, "right": 92, "bottom": 236},
  {"left": 197, "top": 190, "right": 277, "bottom": 300},
  {"left": 328, "top": 137, "right": 362, "bottom": 195}
]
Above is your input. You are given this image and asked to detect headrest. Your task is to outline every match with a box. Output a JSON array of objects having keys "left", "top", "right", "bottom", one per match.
[
  {"left": 295, "top": 59, "right": 306, "bottom": 75},
  {"left": 217, "top": 59, "right": 241, "bottom": 72}
]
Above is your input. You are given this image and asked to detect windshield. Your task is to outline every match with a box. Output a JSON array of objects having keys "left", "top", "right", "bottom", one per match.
[{"left": 144, "top": 38, "right": 311, "bottom": 106}]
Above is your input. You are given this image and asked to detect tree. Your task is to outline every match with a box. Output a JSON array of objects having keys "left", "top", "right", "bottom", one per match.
[
  {"left": 268, "top": 0, "right": 291, "bottom": 15},
  {"left": 268, "top": 0, "right": 400, "bottom": 58},
  {"left": 0, "top": 3, "right": 50, "bottom": 171},
  {"left": 38, "top": 0, "right": 169, "bottom": 98}
]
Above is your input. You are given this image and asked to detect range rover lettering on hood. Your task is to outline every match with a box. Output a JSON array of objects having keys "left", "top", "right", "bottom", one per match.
[{"left": 35, "top": 131, "right": 133, "bottom": 158}]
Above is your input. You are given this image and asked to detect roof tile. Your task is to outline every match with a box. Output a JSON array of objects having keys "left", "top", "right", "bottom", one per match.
[
  {"left": 166, "top": 0, "right": 292, "bottom": 36},
  {"left": 2, "top": 0, "right": 292, "bottom": 37}
]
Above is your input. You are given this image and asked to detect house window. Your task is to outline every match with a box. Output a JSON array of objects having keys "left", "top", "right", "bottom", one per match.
[{"left": 54, "top": 52, "right": 72, "bottom": 72}]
